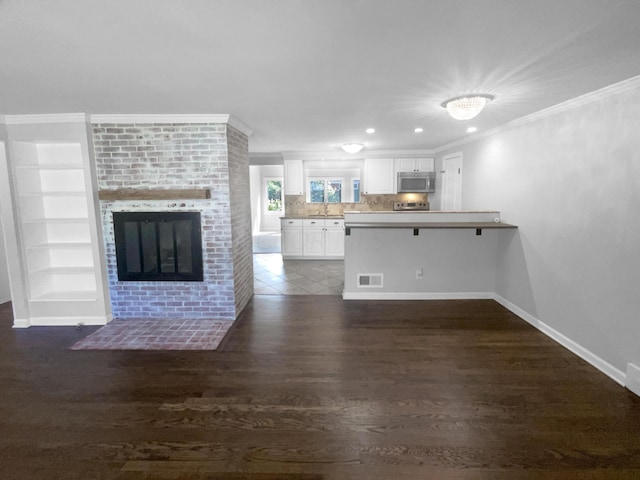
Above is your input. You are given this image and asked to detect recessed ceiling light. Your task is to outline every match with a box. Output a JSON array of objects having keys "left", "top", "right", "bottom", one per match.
[
  {"left": 366, "top": 128, "right": 375, "bottom": 134},
  {"left": 414, "top": 127, "right": 424, "bottom": 133},
  {"left": 466, "top": 126, "right": 478, "bottom": 133}
]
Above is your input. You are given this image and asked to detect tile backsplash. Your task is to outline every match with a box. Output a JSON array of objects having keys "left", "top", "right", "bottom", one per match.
[{"left": 284, "top": 193, "right": 429, "bottom": 217}]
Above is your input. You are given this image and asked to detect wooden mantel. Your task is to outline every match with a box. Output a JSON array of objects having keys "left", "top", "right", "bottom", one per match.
[{"left": 98, "top": 189, "right": 211, "bottom": 201}]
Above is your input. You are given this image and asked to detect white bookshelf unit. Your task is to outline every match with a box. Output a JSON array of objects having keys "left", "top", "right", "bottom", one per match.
[{"left": 0, "top": 115, "right": 112, "bottom": 327}]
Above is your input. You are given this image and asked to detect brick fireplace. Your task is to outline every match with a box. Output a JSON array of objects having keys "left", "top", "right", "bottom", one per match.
[{"left": 92, "top": 119, "right": 253, "bottom": 321}]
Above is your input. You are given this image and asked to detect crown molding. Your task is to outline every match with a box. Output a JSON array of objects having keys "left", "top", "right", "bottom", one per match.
[
  {"left": 2, "top": 113, "right": 89, "bottom": 125},
  {"left": 249, "top": 152, "right": 284, "bottom": 165},
  {"left": 281, "top": 149, "right": 435, "bottom": 161},
  {"left": 226, "top": 116, "right": 253, "bottom": 136},
  {"left": 90, "top": 113, "right": 253, "bottom": 136},
  {"left": 435, "top": 74, "right": 640, "bottom": 153}
]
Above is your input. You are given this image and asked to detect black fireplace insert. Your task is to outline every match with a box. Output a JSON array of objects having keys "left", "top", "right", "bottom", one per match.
[{"left": 113, "top": 211, "right": 203, "bottom": 282}]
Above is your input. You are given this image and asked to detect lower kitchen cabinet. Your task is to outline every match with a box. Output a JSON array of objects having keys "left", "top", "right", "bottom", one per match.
[
  {"left": 281, "top": 218, "right": 344, "bottom": 259},
  {"left": 281, "top": 219, "right": 303, "bottom": 256}
]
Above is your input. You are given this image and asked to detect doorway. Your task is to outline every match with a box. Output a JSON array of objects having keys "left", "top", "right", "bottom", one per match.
[{"left": 442, "top": 152, "right": 463, "bottom": 211}]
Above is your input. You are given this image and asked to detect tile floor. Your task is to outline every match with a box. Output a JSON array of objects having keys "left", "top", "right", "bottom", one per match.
[
  {"left": 253, "top": 253, "right": 344, "bottom": 295},
  {"left": 70, "top": 318, "right": 232, "bottom": 351}
]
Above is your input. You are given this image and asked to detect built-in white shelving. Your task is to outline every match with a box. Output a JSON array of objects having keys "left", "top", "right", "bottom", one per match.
[{"left": 0, "top": 115, "right": 112, "bottom": 327}]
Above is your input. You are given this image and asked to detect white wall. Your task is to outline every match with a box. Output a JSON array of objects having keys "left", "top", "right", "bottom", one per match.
[{"left": 437, "top": 79, "right": 640, "bottom": 381}]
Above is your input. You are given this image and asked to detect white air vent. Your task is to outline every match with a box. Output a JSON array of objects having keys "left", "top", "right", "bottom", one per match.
[{"left": 357, "top": 273, "right": 383, "bottom": 288}]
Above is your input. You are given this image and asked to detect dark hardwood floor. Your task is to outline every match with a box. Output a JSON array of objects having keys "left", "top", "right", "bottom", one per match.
[{"left": 1, "top": 297, "right": 639, "bottom": 479}]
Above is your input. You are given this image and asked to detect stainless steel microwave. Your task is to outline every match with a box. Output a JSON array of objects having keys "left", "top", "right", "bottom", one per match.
[{"left": 397, "top": 171, "right": 436, "bottom": 193}]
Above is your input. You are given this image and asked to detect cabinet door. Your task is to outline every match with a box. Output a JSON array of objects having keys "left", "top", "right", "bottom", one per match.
[
  {"left": 395, "top": 158, "right": 416, "bottom": 172},
  {"left": 363, "top": 158, "right": 395, "bottom": 194},
  {"left": 324, "top": 227, "right": 344, "bottom": 257},
  {"left": 303, "top": 227, "right": 325, "bottom": 256},
  {"left": 281, "top": 228, "right": 303, "bottom": 256},
  {"left": 284, "top": 160, "right": 304, "bottom": 195},
  {"left": 415, "top": 157, "right": 435, "bottom": 172}
]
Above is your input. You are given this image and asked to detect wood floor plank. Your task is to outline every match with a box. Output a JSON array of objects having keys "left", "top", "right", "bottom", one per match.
[{"left": 1, "top": 296, "right": 639, "bottom": 480}]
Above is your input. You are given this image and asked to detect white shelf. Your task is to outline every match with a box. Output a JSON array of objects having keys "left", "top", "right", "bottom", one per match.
[
  {"left": 15, "top": 163, "right": 83, "bottom": 170},
  {"left": 27, "top": 242, "right": 93, "bottom": 249},
  {"left": 30, "top": 291, "right": 98, "bottom": 302},
  {"left": 22, "top": 217, "right": 89, "bottom": 224},
  {"left": 30, "top": 266, "right": 95, "bottom": 276},
  {"left": 1, "top": 124, "right": 111, "bottom": 327}
]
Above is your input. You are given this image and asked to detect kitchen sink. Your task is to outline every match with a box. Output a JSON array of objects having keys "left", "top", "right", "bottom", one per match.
[{"left": 308, "top": 215, "right": 344, "bottom": 218}]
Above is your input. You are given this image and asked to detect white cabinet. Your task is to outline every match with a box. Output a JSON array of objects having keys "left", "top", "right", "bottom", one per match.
[
  {"left": 363, "top": 158, "right": 395, "bottom": 194},
  {"left": 284, "top": 159, "right": 304, "bottom": 195},
  {"left": 281, "top": 218, "right": 344, "bottom": 259},
  {"left": 0, "top": 115, "right": 111, "bottom": 327},
  {"left": 324, "top": 219, "right": 345, "bottom": 257},
  {"left": 395, "top": 157, "right": 435, "bottom": 173},
  {"left": 302, "top": 219, "right": 325, "bottom": 256},
  {"left": 281, "top": 218, "right": 303, "bottom": 256}
]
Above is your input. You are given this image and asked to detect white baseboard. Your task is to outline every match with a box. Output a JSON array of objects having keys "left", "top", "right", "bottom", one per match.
[
  {"left": 493, "top": 294, "right": 627, "bottom": 387},
  {"left": 626, "top": 364, "right": 640, "bottom": 396},
  {"left": 12, "top": 317, "right": 30, "bottom": 329},
  {"left": 13, "top": 314, "right": 112, "bottom": 328},
  {"left": 342, "top": 291, "right": 494, "bottom": 300}
]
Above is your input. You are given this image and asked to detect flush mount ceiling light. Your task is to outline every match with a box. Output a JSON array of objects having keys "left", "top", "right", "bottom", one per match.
[
  {"left": 341, "top": 143, "right": 364, "bottom": 154},
  {"left": 441, "top": 94, "right": 495, "bottom": 120}
]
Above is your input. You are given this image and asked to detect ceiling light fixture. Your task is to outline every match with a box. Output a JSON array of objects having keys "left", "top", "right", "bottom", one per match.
[
  {"left": 466, "top": 126, "right": 478, "bottom": 133},
  {"left": 366, "top": 128, "right": 375, "bottom": 134},
  {"left": 341, "top": 143, "right": 364, "bottom": 154},
  {"left": 441, "top": 94, "right": 495, "bottom": 120},
  {"left": 414, "top": 127, "right": 424, "bottom": 133}
]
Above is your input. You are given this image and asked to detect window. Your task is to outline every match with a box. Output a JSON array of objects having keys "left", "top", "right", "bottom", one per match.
[
  {"left": 307, "top": 178, "right": 343, "bottom": 203},
  {"left": 265, "top": 178, "right": 283, "bottom": 214}
]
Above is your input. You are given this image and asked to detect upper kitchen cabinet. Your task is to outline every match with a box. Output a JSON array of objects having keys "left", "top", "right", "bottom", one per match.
[
  {"left": 395, "top": 157, "right": 435, "bottom": 173},
  {"left": 284, "top": 159, "right": 304, "bottom": 195},
  {"left": 0, "top": 114, "right": 111, "bottom": 328},
  {"left": 363, "top": 158, "right": 395, "bottom": 194}
]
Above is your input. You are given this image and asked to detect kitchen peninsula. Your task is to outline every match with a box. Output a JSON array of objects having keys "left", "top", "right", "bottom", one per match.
[{"left": 342, "top": 211, "right": 517, "bottom": 299}]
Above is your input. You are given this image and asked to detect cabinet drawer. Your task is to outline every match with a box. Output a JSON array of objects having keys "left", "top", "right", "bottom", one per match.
[
  {"left": 302, "top": 219, "right": 325, "bottom": 228},
  {"left": 325, "top": 219, "right": 344, "bottom": 229},
  {"left": 281, "top": 218, "right": 303, "bottom": 227}
]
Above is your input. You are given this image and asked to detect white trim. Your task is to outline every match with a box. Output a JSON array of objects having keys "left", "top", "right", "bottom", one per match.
[
  {"left": 90, "top": 114, "right": 253, "bottom": 136},
  {"left": 13, "top": 314, "right": 112, "bottom": 328},
  {"left": 12, "top": 318, "right": 30, "bottom": 329},
  {"left": 625, "top": 364, "right": 640, "bottom": 397},
  {"left": 282, "top": 149, "right": 436, "bottom": 162},
  {"left": 3, "top": 113, "right": 89, "bottom": 125},
  {"left": 493, "top": 294, "right": 626, "bottom": 386},
  {"left": 342, "top": 291, "right": 494, "bottom": 300},
  {"left": 435, "top": 74, "right": 640, "bottom": 153},
  {"left": 226, "top": 116, "right": 253, "bottom": 136}
]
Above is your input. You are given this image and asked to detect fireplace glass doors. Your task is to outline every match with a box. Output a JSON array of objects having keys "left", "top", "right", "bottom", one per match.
[{"left": 113, "top": 211, "right": 203, "bottom": 282}]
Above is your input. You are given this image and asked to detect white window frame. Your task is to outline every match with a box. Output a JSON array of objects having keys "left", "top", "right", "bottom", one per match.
[
  {"left": 307, "top": 177, "right": 345, "bottom": 203},
  {"left": 263, "top": 177, "right": 284, "bottom": 216}
]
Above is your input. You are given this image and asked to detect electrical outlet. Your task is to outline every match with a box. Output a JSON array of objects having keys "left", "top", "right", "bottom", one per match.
[{"left": 416, "top": 268, "right": 423, "bottom": 279}]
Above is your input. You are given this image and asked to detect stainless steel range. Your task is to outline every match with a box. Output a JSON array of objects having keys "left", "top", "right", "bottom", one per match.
[{"left": 393, "top": 201, "right": 430, "bottom": 211}]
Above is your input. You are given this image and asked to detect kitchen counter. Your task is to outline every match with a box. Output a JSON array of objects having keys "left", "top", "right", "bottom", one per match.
[
  {"left": 343, "top": 210, "right": 514, "bottom": 228},
  {"left": 342, "top": 210, "right": 518, "bottom": 300}
]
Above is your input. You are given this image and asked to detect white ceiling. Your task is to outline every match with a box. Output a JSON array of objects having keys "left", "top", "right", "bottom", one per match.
[{"left": 1, "top": 0, "right": 640, "bottom": 157}]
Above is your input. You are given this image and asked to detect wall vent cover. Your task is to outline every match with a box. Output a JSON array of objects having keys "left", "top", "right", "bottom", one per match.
[{"left": 357, "top": 273, "right": 383, "bottom": 288}]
